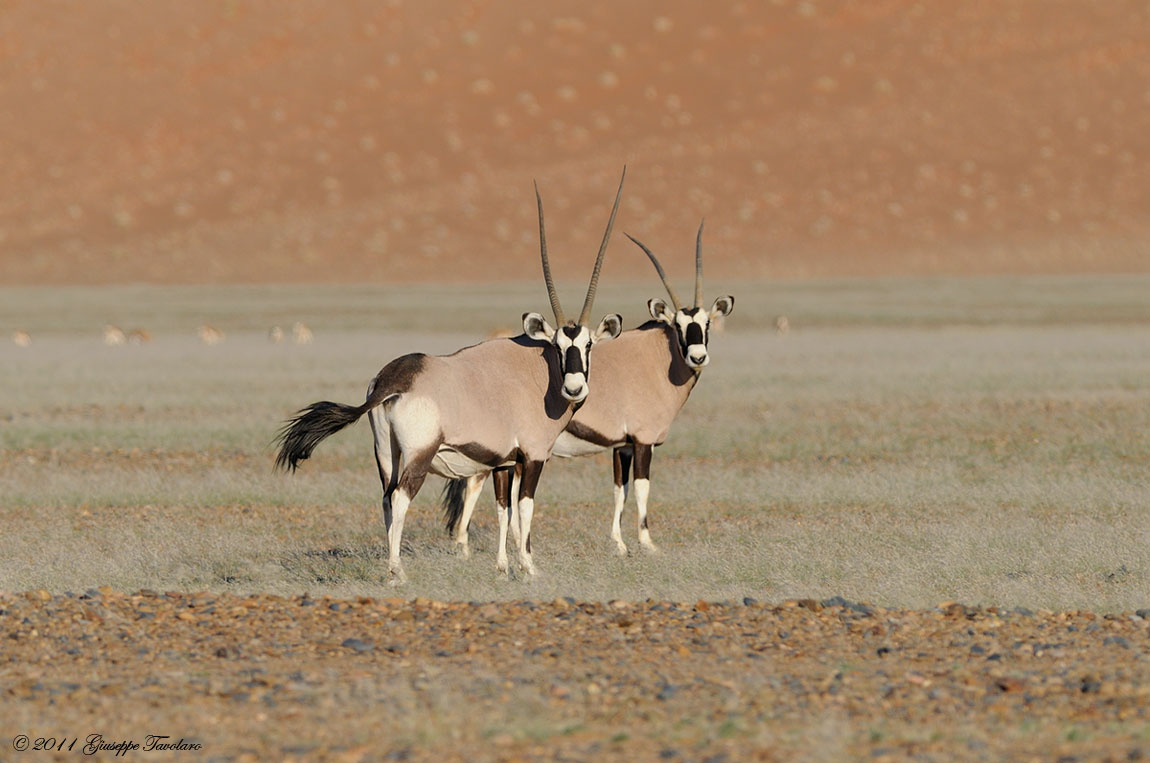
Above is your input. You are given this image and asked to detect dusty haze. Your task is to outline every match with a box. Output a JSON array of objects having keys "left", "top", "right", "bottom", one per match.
[{"left": 2, "top": 0, "right": 1148, "bottom": 285}]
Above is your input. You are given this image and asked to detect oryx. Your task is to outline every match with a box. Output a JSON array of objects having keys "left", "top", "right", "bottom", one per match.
[
  {"left": 444, "top": 221, "right": 734, "bottom": 557},
  {"left": 275, "top": 172, "right": 626, "bottom": 582}
]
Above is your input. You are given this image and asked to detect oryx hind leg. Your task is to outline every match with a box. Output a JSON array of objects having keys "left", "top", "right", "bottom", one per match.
[
  {"left": 455, "top": 473, "right": 487, "bottom": 559},
  {"left": 369, "top": 404, "right": 401, "bottom": 558},
  {"left": 385, "top": 448, "right": 436, "bottom": 585},
  {"left": 611, "top": 446, "right": 634, "bottom": 556},
  {"left": 633, "top": 443, "right": 658, "bottom": 553},
  {"left": 382, "top": 395, "right": 442, "bottom": 584}
]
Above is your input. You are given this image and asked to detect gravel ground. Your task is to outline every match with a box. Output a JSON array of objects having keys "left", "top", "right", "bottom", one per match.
[{"left": 2, "top": 591, "right": 1147, "bottom": 761}]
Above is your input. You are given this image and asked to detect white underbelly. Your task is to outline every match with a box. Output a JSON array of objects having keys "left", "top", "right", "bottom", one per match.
[
  {"left": 430, "top": 446, "right": 513, "bottom": 479},
  {"left": 551, "top": 431, "right": 611, "bottom": 459}
]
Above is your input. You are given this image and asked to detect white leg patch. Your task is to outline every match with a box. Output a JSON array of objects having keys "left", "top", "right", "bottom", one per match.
[
  {"left": 635, "top": 479, "right": 658, "bottom": 553},
  {"left": 388, "top": 488, "right": 411, "bottom": 584},
  {"left": 611, "top": 484, "right": 628, "bottom": 556},
  {"left": 517, "top": 496, "right": 537, "bottom": 575},
  {"left": 455, "top": 475, "right": 485, "bottom": 559},
  {"left": 509, "top": 470, "right": 522, "bottom": 546},
  {"left": 496, "top": 495, "right": 510, "bottom": 573}
]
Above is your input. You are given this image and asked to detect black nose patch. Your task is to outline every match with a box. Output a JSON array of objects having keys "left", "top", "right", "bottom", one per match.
[{"left": 564, "top": 345, "right": 584, "bottom": 375}]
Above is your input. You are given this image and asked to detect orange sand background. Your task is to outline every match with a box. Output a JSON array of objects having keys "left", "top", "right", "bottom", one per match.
[{"left": 2, "top": 1, "right": 1147, "bottom": 285}]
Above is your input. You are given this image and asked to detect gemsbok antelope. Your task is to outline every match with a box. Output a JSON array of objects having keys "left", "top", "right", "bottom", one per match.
[
  {"left": 444, "top": 221, "right": 734, "bottom": 558},
  {"left": 274, "top": 172, "right": 627, "bottom": 582}
]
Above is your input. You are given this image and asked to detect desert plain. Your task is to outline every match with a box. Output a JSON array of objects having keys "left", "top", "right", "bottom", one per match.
[{"left": 2, "top": 1, "right": 1149, "bottom": 760}]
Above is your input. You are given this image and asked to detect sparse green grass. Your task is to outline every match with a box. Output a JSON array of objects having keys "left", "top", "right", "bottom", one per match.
[{"left": 1, "top": 276, "right": 1148, "bottom": 609}]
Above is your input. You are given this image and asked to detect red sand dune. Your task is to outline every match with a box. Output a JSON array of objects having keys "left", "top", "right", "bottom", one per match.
[{"left": 1, "top": 0, "right": 1147, "bottom": 285}]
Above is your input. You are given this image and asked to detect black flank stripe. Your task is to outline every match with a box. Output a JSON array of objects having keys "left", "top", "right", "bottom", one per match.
[{"left": 566, "top": 420, "right": 618, "bottom": 448}]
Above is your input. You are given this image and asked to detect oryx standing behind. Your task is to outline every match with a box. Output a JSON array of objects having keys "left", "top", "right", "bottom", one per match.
[
  {"left": 275, "top": 172, "right": 626, "bottom": 582},
  {"left": 445, "top": 221, "right": 734, "bottom": 557}
]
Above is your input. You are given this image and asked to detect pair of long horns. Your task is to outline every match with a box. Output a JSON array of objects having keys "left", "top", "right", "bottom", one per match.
[
  {"left": 624, "top": 219, "right": 706, "bottom": 312},
  {"left": 536, "top": 167, "right": 626, "bottom": 327}
]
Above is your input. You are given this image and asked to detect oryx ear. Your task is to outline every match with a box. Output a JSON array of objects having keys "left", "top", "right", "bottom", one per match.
[
  {"left": 648, "top": 298, "right": 674, "bottom": 324},
  {"left": 522, "top": 312, "right": 555, "bottom": 342},
  {"left": 710, "top": 295, "right": 734, "bottom": 319},
  {"left": 592, "top": 313, "right": 623, "bottom": 343}
]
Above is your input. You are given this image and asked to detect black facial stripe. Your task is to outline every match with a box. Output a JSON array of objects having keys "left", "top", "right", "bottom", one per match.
[
  {"left": 685, "top": 322, "right": 704, "bottom": 347},
  {"left": 561, "top": 326, "right": 581, "bottom": 339},
  {"left": 564, "top": 345, "right": 584, "bottom": 375}
]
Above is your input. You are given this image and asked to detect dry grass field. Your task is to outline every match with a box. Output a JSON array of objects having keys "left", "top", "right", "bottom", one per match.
[
  {"left": 2, "top": 277, "right": 1149, "bottom": 759},
  {"left": 2, "top": 277, "right": 1147, "bottom": 608}
]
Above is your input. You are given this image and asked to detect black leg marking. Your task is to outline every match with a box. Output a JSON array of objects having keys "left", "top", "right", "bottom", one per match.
[
  {"left": 397, "top": 446, "right": 437, "bottom": 503},
  {"left": 519, "top": 460, "right": 545, "bottom": 554},
  {"left": 493, "top": 466, "right": 513, "bottom": 511},
  {"left": 633, "top": 443, "right": 653, "bottom": 482},
  {"left": 613, "top": 446, "right": 633, "bottom": 489}
]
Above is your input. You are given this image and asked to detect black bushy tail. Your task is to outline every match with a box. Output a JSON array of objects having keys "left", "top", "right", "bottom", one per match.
[
  {"left": 441, "top": 478, "right": 468, "bottom": 535},
  {"left": 274, "top": 401, "right": 368, "bottom": 472}
]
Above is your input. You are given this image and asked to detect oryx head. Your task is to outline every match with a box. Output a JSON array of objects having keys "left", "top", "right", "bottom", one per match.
[
  {"left": 522, "top": 171, "right": 625, "bottom": 403},
  {"left": 626, "top": 221, "right": 734, "bottom": 370}
]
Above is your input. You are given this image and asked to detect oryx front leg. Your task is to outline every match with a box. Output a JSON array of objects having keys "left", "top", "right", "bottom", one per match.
[
  {"left": 633, "top": 443, "right": 658, "bottom": 553},
  {"left": 454, "top": 473, "right": 486, "bottom": 559},
  {"left": 611, "top": 446, "right": 634, "bottom": 556},
  {"left": 508, "top": 464, "right": 523, "bottom": 548},
  {"left": 516, "top": 460, "right": 545, "bottom": 575},
  {"left": 493, "top": 467, "right": 513, "bottom": 574}
]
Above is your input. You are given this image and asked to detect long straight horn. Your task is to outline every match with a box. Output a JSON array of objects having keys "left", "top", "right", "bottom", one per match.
[
  {"left": 694, "top": 218, "right": 705, "bottom": 308},
  {"left": 535, "top": 181, "right": 565, "bottom": 326},
  {"left": 578, "top": 166, "right": 626, "bottom": 325},
  {"left": 625, "top": 233, "right": 682, "bottom": 311}
]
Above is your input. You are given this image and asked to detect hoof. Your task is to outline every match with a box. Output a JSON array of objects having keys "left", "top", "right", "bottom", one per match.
[
  {"left": 613, "top": 542, "right": 629, "bottom": 557},
  {"left": 640, "top": 541, "right": 661, "bottom": 555},
  {"left": 496, "top": 557, "right": 509, "bottom": 575},
  {"left": 387, "top": 566, "right": 408, "bottom": 586},
  {"left": 457, "top": 542, "right": 472, "bottom": 560}
]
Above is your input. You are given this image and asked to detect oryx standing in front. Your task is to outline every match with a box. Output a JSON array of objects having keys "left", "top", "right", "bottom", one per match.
[
  {"left": 275, "top": 173, "right": 626, "bottom": 582},
  {"left": 445, "top": 221, "right": 734, "bottom": 557}
]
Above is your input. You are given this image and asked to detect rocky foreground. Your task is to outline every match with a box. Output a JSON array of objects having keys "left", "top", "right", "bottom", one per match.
[{"left": 2, "top": 590, "right": 1148, "bottom": 761}]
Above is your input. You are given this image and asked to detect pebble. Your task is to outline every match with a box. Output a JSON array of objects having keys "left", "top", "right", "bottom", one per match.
[{"left": 341, "top": 638, "right": 375, "bottom": 653}]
